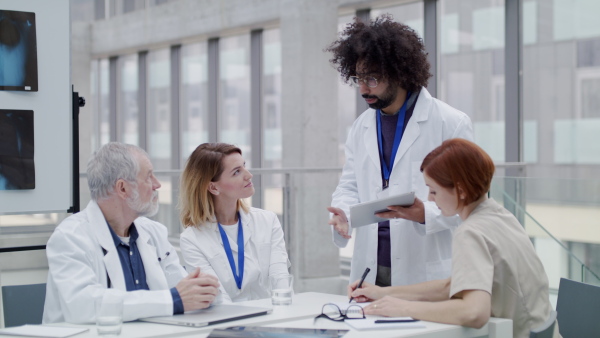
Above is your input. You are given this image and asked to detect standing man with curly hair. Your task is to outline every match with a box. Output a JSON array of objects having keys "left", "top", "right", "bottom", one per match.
[{"left": 326, "top": 14, "right": 474, "bottom": 288}]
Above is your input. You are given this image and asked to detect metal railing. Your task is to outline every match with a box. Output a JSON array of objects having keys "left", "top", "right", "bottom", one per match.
[
  {"left": 499, "top": 185, "right": 600, "bottom": 283},
  {"left": 1, "top": 164, "right": 599, "bottom": 294}
]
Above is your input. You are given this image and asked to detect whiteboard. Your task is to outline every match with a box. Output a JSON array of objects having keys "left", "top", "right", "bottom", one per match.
[{"left": 0, "top": 0, "right": 72, "bottom": 214}]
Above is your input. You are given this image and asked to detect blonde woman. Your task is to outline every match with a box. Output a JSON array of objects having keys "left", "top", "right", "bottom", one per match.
[{"left": 179, "top": 143, "right": 289, "bottom": 302}]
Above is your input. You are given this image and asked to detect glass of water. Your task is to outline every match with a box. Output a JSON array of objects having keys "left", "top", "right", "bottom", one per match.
[
  {"left": 270, "top": 274, "right": 293, "bottom": 306},
  {"left": 95, "top": 293, "right": 123, "bottom": 336}
]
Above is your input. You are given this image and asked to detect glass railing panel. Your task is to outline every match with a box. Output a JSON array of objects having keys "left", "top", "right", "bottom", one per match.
[
  {"left": 12, "top": 167, "right": 599, "bottom": 300},
  {"left": 491, "top": 176, "right": 600, "bottom": 308}
]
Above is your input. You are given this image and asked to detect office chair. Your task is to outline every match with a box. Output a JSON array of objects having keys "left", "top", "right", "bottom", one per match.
[
  {"left": 1, "top": 283, "right": 46, "bottom": 327},
  {"left": 556, "top": 278, "right": 600, "bottom": 337},
  {"left": 529, "top": 310, "right": 556, "bottom": 338}
]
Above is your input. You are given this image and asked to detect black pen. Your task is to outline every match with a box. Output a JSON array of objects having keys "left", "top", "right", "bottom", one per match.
[
  {"left": 349, "top": 267, "right": 371, "bottom": 303},
  {"left": 374, "top": 319, "right": 420, "bottom": 323}
]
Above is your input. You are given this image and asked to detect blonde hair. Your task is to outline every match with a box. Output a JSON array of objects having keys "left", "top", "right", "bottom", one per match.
[{"left": 179, "top": 143, "right": 249, "bottom": 227}]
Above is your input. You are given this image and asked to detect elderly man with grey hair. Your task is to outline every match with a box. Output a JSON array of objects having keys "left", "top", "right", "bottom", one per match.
[{"left": 43, "top": 142, "right": 219, "bottom": 324}]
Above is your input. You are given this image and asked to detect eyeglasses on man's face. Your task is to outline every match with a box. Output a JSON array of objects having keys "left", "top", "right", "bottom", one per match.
[
  {"left": 349, "top": 75, "right": 378, "bottom": 88},
  {"left": 313, "top": 303, "right": 365, "bottom": 322}
]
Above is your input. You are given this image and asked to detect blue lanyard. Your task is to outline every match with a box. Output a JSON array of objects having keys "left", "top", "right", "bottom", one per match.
[
  {"left": 217, "top": 213, "right": 244, "bottom": 289},
  {"left": 376, "top": 92, "right": 412, "bottom": 188}
]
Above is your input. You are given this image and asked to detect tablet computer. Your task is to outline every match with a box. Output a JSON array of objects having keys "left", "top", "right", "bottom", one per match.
[
  {"left": 349, "top": 191, "right": 415, "bottom": 228},
  {"left": 208, "top": 326, "right": 348, "bottom": 337}
]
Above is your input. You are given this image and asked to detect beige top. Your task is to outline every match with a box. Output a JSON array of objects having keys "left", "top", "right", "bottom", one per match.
[{"left": 450, "top": 198, "right": 556, "bottom": 338}]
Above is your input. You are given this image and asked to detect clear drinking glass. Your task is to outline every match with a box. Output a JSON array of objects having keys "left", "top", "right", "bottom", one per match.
[
  {"left": 95, "top": 293, "right": 123, "bottom": 336},
  {"left": 270, "top": 274, "right": 293, "bottom": 306}
]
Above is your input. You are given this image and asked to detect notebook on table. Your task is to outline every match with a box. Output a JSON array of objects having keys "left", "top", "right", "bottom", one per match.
[{"left": 138, "top": 304, "right": 272, "bottom": 327}]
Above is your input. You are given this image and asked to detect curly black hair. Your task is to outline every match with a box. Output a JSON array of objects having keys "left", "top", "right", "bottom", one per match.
[{"left": 325, "top": 14, "right": 431, "bottom": 93}]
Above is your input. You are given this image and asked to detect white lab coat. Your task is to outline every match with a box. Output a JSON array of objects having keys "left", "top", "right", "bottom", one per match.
[
  {"left": 332, "top": 87, "right": 474, "bottom": 286},
  {"left": 179, "top": 208, "right": 289, "bottom": 302},
  {"left": 43, "top": 201, "right": 187, "bottom": 324}
]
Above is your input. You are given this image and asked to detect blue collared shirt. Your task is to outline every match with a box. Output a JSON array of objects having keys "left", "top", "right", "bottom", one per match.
[{"left": 107, "top": 222, "right": 183, "bottom": 314}]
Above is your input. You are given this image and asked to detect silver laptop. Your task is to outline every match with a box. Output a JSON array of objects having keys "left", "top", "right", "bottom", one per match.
[{"left": 138, "top": 304, "right": 272, "bottom": 327}]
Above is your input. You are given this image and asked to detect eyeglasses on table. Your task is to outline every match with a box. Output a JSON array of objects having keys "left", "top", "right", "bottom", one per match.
[{"left": 314, "top": 303, "right": 366, "bottom": 322}]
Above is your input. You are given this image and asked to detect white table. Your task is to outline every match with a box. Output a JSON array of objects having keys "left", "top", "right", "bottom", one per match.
[
  {"left": 9, "top": 292, "right": 512, "bottom": 338},
  {"left": 204, "top": 292, "right": 512, "bottom": 338}
]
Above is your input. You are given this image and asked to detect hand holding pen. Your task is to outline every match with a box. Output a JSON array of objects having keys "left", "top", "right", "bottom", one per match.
[{"left": 348, "top": 267, "right": 371, "bottom": 303}]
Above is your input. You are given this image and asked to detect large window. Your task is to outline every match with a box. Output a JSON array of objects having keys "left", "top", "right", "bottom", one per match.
[
  {"left": 146, "top": 48, "right": 176, "bottom": 235},
  {"left": 180, "top": 42, "right": 208, "bottom": 165},
  {"left": 523, "top": 0, "right": 600, "bottom": 179},
  {"left": 117, "top": 54, "right": 139, "bottom": 145},
  {"left": 439, "top": 0, "right": 507, "bottom": 162},
  {"left": 218, "top": 35, "right": 252, "bottom": 165},
  {"left": 262, "top": 29, "right": 282, "bottom": 170},
  {"left": 545, "top": 0, "right": 600, "bottom": 166},
  {"left": 261, "top": 28, "right": 283, "bottom": 214},
  {"left": 146, "top": 48, "right": 171, "bottom": 170},
  {"left": 522, "top": 0, "right": 600, "bottom": 285},
  {"left": 98, "top": 59, "right": 111, "bottom": 147}
]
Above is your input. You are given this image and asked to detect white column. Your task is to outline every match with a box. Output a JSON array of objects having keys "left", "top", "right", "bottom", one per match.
[{"left": 280, "top": 0, "right": 345, "bottom": 294}]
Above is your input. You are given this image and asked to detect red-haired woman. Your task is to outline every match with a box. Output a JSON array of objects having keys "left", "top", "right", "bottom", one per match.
[{"left": 348, "top": 138, "right": 557, "bottom": 338}]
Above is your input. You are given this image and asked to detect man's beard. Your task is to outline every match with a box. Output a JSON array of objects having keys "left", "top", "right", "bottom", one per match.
[
  {"left": 127, "top": 188, "right": 159, "bottom": 217},
  {"left": 362, "top": 83, "right": 398, "bottom": 111}
]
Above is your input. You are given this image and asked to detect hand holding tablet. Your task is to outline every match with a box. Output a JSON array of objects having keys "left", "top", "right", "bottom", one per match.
[{"left": 349, "top": 191, "right": 415, "bottom": 228}]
